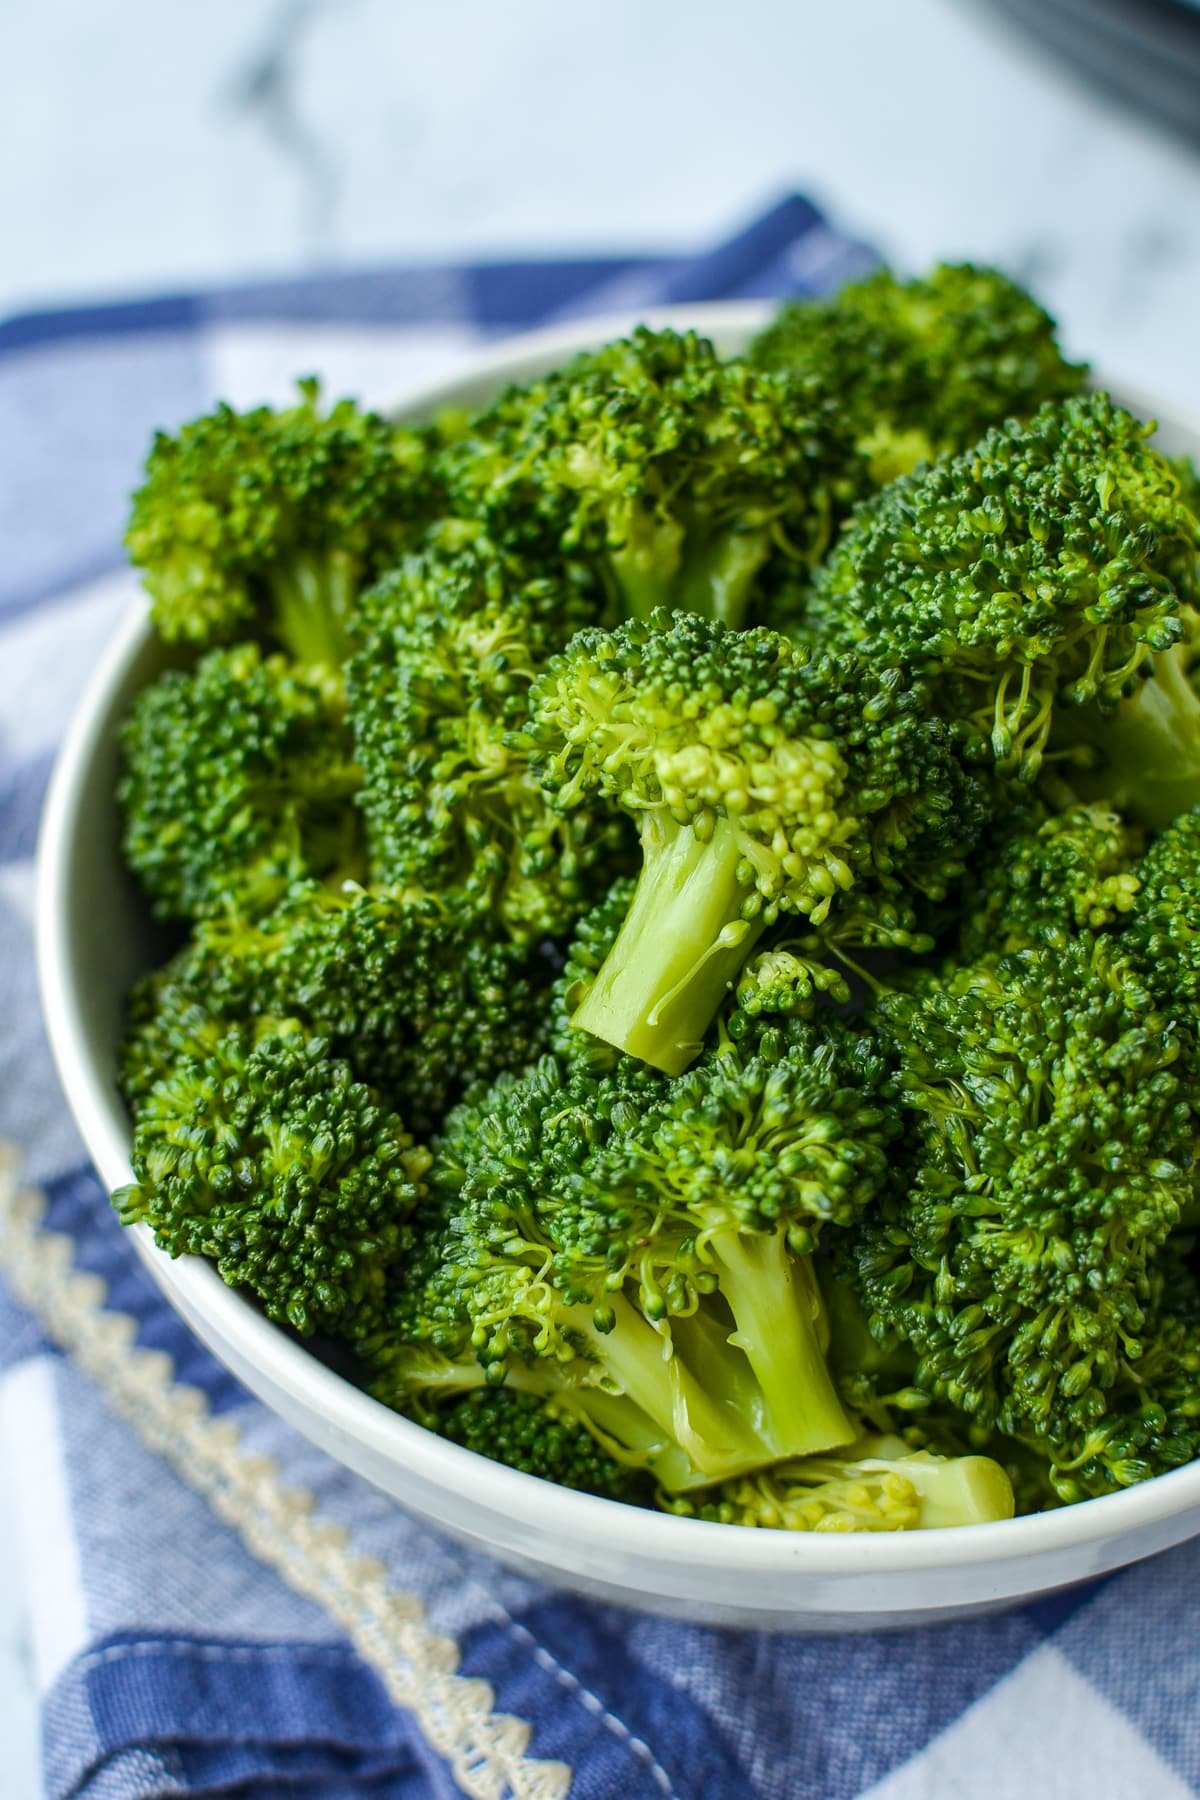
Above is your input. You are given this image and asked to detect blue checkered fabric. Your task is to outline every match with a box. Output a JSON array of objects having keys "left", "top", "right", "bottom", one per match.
[{"left": 1, "top": 196, "right": 1197, "bottom": 1800}]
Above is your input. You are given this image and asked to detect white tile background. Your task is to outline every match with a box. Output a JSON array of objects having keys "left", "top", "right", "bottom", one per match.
[{"left": 3, "top": 0, "right": 1199, "bottom": 1791}]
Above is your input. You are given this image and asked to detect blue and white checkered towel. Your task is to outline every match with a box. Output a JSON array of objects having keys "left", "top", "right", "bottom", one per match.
[{"left": 2, "top": 196, "right": 1198, "bottom": 1800}]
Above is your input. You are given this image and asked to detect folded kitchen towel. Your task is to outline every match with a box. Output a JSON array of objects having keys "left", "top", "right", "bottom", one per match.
[{"left": 1, "top": 195, "right": 1198, "bottom": 1800}]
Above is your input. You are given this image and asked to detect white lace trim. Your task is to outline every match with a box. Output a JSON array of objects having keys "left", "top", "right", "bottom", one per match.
[{"left": 0, "top": 1144, "right": 572, "bottom": 1800}]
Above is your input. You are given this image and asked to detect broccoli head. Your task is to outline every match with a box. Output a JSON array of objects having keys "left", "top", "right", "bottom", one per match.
[
  {"left": 958, "top": 800, "right": 1144, "bottom": 960},
  {"left": 749, "top": 263, "right": 1086, "bottom": 482},
  {"left": 441, "top": 327, "right": 861, "bottom": 628},
  {"left": 116, "top": 1023, "right": 430, "bottom": 1336},
  {"left": 843, "top": 935, "right": 1197, "bottom": 1482},
  {"left": 414, "top": 1388, "right": 649, "bottom": 1503},
  {"left": 348, "top": 537, "right": 633, "bottom": 945},
  {"left": 522, "top": 610, "right": 986, "bottom": 1072},
  {"left": 121, "top": 880, "right": 553, "bottom": 1135},
  {"left": 127, "top": 380, "right": 432, "bottom": 664},
  {"left": 368, "top": 1015, "right": 898, "bottom": 1491},
  {"left": 806, "top": 394, "right": 1200, "bottom": 793},
  {"left": 119, "top": 643, "right": 361, "bottom": 922},
  {"left": 1121, "top": 808, "right": 1200, "bottom": 1014}
]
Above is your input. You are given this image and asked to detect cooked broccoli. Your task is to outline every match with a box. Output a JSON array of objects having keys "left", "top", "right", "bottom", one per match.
[
  {"left": 368, "top": 1014, "right": 899, "bottom": 1491},
  {"left": 957, "top": 800, "right": 1144, "bottom": 960},
  {"left": 805, "top": 394, "right": 1200, "bottom": 792},
  {"left": 126, "top": 380, "right": 432, "bottom": 663},
  {"left": 121, "top": 880, "right": 552, "bottom": 1134},
  {"left": 1042, "top": 1252, "right": 1200, "bottom": 1501},
  {"left": 421, "top": 1388, "right": 648, "bottom": 1502},
  {"left": 440, "top": 327, "right": 861, "bottom": 628},
  {"left": 347, "top": 537, "right": 632, "bottom": 944},
  {"left": 115, "top": 1023, "right": 430, "bottom": 1336},
  {"left": 663, "top": 1432, "right": 1013, "bottom": 1530},
  {"left": 521, "top": 609, "right": 986, "bottom": 1072},
  {"left": 1121, "top": 808, "right": 1200, "bottom": 1011},
  {"left": 749, "top": 263, "right": 1085, "bottom": 482},
  {"left": 841, "top": 932, "right": 1198, "bottom": 1495},
  {"left": 119, "top": 643, "right": 361, "bottom": 922}
]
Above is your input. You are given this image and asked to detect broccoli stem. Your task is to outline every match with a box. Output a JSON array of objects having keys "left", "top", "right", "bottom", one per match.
[
  {"left": 675, "top": 528, "right": 771, "bottom": 628},
  {"left": 570, "top": 1242, "right": 853, "bottom": 1491},
  {"left": 609, "top": 509, "right": 685, "bottom": 622},
  {"left": 1093, "top": 644, "right": 1200, "bottom": 829},
  {"left": 708, "top": 1229, "right": 853, "bottom": 1462},
  {"left": 573, "top": 813, "right": 766, "bottom": 1074},
  {"left": 271, "top": 549, "right": 358, "bottom": 670},
  {"left": 612, "top": 515, "right": 770, "bottom": 628}
]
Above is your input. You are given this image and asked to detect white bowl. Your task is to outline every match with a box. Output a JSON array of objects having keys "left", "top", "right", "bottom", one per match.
[{"left": 36, "top": 304, "right": 1200, "bottom": 1630}]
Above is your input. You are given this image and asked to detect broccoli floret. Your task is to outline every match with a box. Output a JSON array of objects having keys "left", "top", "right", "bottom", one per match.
[
  {"left": 127, "top": 380, "right": 433, "bottom": 663},
  {"left": 663, "top": 1432, "right": 1013, "bottom": 1530},
  {"left": 521, "top": 610, "right": 987, "bottom": 1072},
  {"left": 842, "top": 935, "right": 1197, "bottom": 1484},
  {"left": 347, "top": 538, "right": 632, "bottom": 944},
  {"left": 119, "top": 643, "right": 361, "bottom": 922},
  {"left": 441, "top": 327, "right": 861, "bottom": 628},
  {"left": 958, "top": 800, "right": 1144, "bottom": 960},
  {"left": 368, "top": 1017, "right": 899, "bottom": 1491},
  {"left": 115, "top": 1024, "right": 430, "bottom": 1336},
  {"left": 806, "top": 395, "right": 1200, "bottom": 793},
  {"left": 417, "top": 1388, "right": 648, "bottom": 1502},
  {"left": 1121, "top": 809, "right": 1200, "bottom": 1011},
  {"left": 121, "top": 881, "right": 552, "bottom": 1134},
  {"left": 750, "top": 263, "right": 1085, "bottom": 482},
  {"left": 1043, "top": 1254, "right": 1200, "bottom": 1501}
]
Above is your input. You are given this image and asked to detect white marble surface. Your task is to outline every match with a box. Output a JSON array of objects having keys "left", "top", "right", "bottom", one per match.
[{"left": 3, "top": 0, "right": 1200, "bottom": 1790}]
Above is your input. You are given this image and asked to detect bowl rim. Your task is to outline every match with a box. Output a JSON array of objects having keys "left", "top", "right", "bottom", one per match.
[{"left": 35, "top": 299, "right": 1200, "bottom": 1582}]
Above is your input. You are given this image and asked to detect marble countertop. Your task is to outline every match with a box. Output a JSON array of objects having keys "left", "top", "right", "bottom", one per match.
[{"left": 3, "top": 0, "right": 1199, "bottom": 1790}]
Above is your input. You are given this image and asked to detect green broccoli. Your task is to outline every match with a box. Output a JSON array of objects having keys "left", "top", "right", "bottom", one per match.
[
  {"left": 805, "top": 394, "right": 1200, "bottom": 794},
  {"left": 115, "top": 1023, "right": 430, "bottom": 1336},
  {"left": 440, "top": 327, "right": 861, "bottom": 628},
  {"left": 347, "top": 537, "right": 633, "bottom": 944},
  {"left": 957, "top": 800, "right": 1144, "bottom": 960},
  {"left": 121, "top": 880, "right": 552, "bottom": 1134},
  {"left": 1043, "top": 1252, "right": 1200, "bottom": 1501},
  {"left": 663, "top": 1432, "right": 1014, "bottom": 1530},
  {"left": 368, "top": 1014, "right": 899, "bottom": 1491},
  {"left": 119, "top": 643, "right": 361, "bottom": 922},
  {"left": 521, "top": 609, "right": 987, "bottom": 1072},
  {"left": 127, "top": 380, "right": 433, "bottom": 664},
  {"left": 749, "top": 263, "right": 1086, "bottom": 482},
  {"left": 420, "top": 1388, "right": 649, "bottom": 1502},
  {"left": 841, "top": 933, "right": 1197, "bottom": 1496},
  {"left": 1121, "top": 808, "right": 1200, "bottom": 1012}
]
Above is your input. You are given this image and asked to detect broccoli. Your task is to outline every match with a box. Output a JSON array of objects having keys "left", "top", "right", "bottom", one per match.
[
  {"left": 121, "top": 880, "right": 552, "bottom": 1134},
  {"left": 1042, "top": 1253, "right": 1200, "bottom": 1501},
  {"left": 368, "top": 1014, "right": 899, "bottom": 1491},
  {"left": 663, "top": 1433, "right": 1014, "bottom": 1530},
  {"left": 115, "top": 1023, "right": 430, "bottom": 1336},
  {"left": 521, "top": 609, "right": 987, "bottom": 1072},
  {"left": 749, "top": 263, "right": 1086, "bottom": 482},
  {"left": 347, "top": 537, "right": 633, "bottom": 944},
  {"left": 126, "top": 380, "right": 432, "bottom": 664},
  {"left": 440, "top": 327, "right": 861, "bottom": 628},
  {"left": 957, "top": 800, "right": 1144, "bottom": 960},
  {"left": 416, "top": 1388, "right": 649, "bottom": 1502},
  {"left": 1121, "top": 808, "right": 1200, "bottom": 1012},
  {"left": 119, "top": 643, "right": 361, "bottom": 922},
  {"left": 841, "top": 932, "right": 1198, "bottom": 1493},
  {"left": 805, "top": 394, "right": 1200, "bottom": 793}
]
